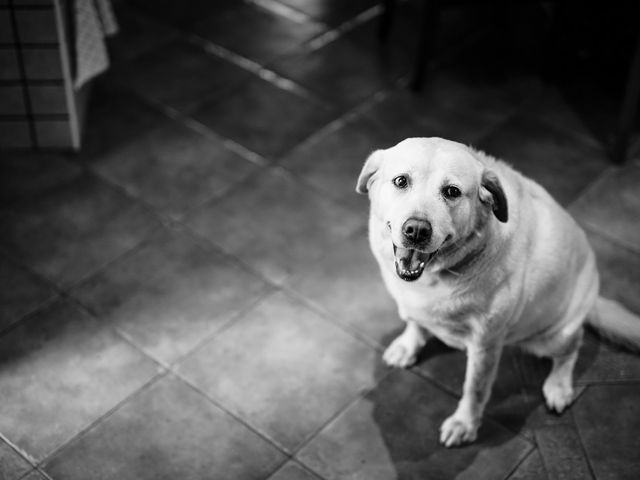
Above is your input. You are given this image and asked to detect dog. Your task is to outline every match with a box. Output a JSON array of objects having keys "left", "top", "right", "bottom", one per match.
[{"left": 356, "top": 137, "right": 640, "bottom": 447}]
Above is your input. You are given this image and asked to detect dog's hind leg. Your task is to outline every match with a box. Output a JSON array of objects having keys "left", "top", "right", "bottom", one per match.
[
  {"left": 383, "top": 320, "right": 426, "bottom": 368},
  {"left": 542, "top": 328, "right": 583, "bottom": 413}
]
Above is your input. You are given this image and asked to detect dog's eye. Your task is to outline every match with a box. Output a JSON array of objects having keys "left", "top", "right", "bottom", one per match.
[
  {"left": 393, "top": 176, "right": 408, "bottom": 189},
  {"left": 443, "top": 185, "right": 462, "bottom": 199}
]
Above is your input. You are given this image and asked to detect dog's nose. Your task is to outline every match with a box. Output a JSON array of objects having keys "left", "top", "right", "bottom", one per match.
[{"left": 402, "top": 218, "right": 432, "bottom": 244}]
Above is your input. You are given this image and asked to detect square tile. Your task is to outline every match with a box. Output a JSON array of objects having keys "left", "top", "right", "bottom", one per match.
[
  {"left": 0, "top": 440, "right": 33, "bottom": 480},
  {"left": 22, "top": 47, "right": 64, "bottom": 80},
  {"left": 297, "top": 369, "right": 532, "bottom": 480},
  {"left": 570, "top": 163, "right": 640, "bottom": 251},
  {"left": 0, "top": 48, "right": 20, "bottom": 80},
  {"left": 90, "top": 120, "right": 260, "bottom": 218},
  {"left": 0, "top": 155, "right": 160, "bottom": 287},
  {"left": 34, "top": 120, "right": 73, "bottom": 148},
  {"left": 271, "top": 36, "right": 403, "bottom": 110},
  {"left": 192, "top": 2, "right": 325, "bottom": 64},
  {"left": 0, "top": 255, "right": 55, "bottom": 332},
  {"left": 192, "top": 77, "right": 337, "bottom": 159},
  {"left": 280, "top": 115, "right": 386, "bottom": 209},
  {"left": 0, "top": 299, "right": 159, "bottom": 461},
  {"left": 177, "top": 292, "right": 382, "bottom": 451},
  {"left": 28, "top": 85, "right": 68, "bottom": 114},
  {"left": 285, "top": 231, "right": 397, "bottom": 347},
  {"left": 107, "top": 40, "right": 252, "bottom": 112},
  {"left": 534, "top": 424, "right": 592, "bottom": 480},
  {"left": 274, "top": 0, "right": 377, "bottom": 27},
  {"left": 15, "top": 9, "right": 57, "bottom": 43},
  {"left": 44, "top": 375, "right": 286, "bottom": 480},
  {"left": 0, "top": 120, "right": 32, "bottom": 148},
  {"left": 71, "top": 226, "right": 271, "bottom": 364},
  {"left": 0, "top": 85, "right": 26, "bottom": 115},
  {"left": 573, "top": 384, "right": 640, "bottom": 480},
  {"left": 476, "top": 114, "right": 609, "bottom": 206},
  {"left": 185, "top": 167, "right": 364, "bottom": 284}
]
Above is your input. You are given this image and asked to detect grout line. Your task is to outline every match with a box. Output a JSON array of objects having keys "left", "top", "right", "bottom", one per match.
[
  {"left": 248, "top": 0, "right": 322, "bottom": 26},
  {"left": 500, "top": 447, "right": 537, "bottom": 480},
  {"left": 0, "top": 432, "right": 38, "bottom": 469},
  {"left": 581, "top": 221, "right": 640, "bottom": 256},
  {"left": 37, "top": 370, "right": 169, "bottom": 468},
  {"left": 568, "top": 401, "right": 599, "bottom": 480},
  {"left": 305, "top": 4, "right": 382, "bottom": 52}
]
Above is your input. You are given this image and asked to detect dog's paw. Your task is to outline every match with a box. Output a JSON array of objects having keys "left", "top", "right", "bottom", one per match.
[
  {"left": 543, "top": 380, "right": 574, "bottom": 414},
  {"left": 383, "top": 337, "right": 419, "bottom": 368},
  {"left": 439, "top": 415, "right": 479, "bottom": 448}
]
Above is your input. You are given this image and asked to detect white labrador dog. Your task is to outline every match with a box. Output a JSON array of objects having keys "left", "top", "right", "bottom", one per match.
[{"left": 356, "top": 137, "right": 640, "bottom": 447}]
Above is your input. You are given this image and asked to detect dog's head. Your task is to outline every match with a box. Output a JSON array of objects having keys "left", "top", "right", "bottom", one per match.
[{"left": 356, "top": 138, "right": 507, "bottom": 281}]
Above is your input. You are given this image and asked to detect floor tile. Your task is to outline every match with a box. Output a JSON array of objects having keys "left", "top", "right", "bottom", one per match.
[
  {"left": 192, "top": 2, "right": 325, "bottom": 64},
  {"left": 297, "top": 369, "right": 532, "bottom": 480},
  {"left": 476, "top": 114, "right": 609, "bottom": 206},
  {"left": 90, "top": 119, "right": 260, "bottom": 219},
  {"left": 274, "top": 0, "right": 377, "bottom": 27},
  {"left": 570, "top": 163, "right": 640, "bottom": 251},
  {"left": 573, "top": 384, "right": 640, "bottom": 480},
  {"left": 107, "top": 39, "right": 252, "bottom": 112},
  {"left": 128, "top": 0, "right": 238, "bottom": 29},
  {"left": 0, "top": 163, "right": 160, "bottom": 287},
  {"left": 268, "top": 461, "right": 322, "bottom": 480},
  {"left": 586, "top": 230, "right": 640, "bottom": 313},
  {"left": 280, "top": 115, "right": 386, "bottom": 209},
  {"left": 285, "top": 230, "right": 397, "bottom": 346},
  {"left": 574, "top": 329, "right": 640, "bottom": 385},
  {"left": 71, "top": 226, "right": 271, "bottom": 364},
  {"left": 19, "top": 471, "right": 47, "bottom": 480},
  {"left": 534, "top": 424, "right": 592, "bottom": 480},
  {"left": 0, "top": 255, "right": 55, "bottom": 332},
  {"left": 271, "top": 35, "right": 404, "bottom": 110},
  {"left": 107, "top": 1, "right": 179, "bottom": 64},
  {"left": 44, "top": 374, "right": 286, "bottom": 480},
  {"left": 0, "top": 299, "right": 159, "bottom": 461},
  {"left": 507, "top": 450, "right": 547, "bottom": 480},
  {"left": 176, "top": 291, "right": 382, "bottom": 451},
  {"left": 0, "top": 440, "right": 32, "bottom": 480},
  {"left": 185, "top": 167, "right": 364, "bottom": 284},
  {"left": 192, "top": 77, "right": 337, "bottom": 160}
]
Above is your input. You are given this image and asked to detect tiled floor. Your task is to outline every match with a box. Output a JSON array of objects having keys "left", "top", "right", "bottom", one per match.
[{"left": 1, "top": 1, "right": 640, "bottom": 479}]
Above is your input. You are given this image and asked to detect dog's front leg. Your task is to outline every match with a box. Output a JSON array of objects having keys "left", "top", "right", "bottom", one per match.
[{"left": 440, "top": 340, "right": 503, "bottom": 447}]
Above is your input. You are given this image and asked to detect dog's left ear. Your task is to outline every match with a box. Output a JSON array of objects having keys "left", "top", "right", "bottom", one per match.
[
  {"left": 356, "top": 149, "right": 384, "bottom": 194},
  {"left": 479, "top": 170, "right": 508, "bottom": 223}
]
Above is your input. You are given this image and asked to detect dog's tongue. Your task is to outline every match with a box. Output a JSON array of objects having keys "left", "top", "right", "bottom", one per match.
[{"left": 394, "top": 246, "right": 428, "bottom": 271}]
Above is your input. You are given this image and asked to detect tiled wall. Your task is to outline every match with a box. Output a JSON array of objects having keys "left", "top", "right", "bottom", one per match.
[{"left": 0, "top": 0, "right": 81, "bottom": 150}]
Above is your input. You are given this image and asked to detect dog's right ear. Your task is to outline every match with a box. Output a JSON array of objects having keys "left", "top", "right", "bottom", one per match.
[{"left": 356, "top": 150, "right": 384, "bottom": 194}]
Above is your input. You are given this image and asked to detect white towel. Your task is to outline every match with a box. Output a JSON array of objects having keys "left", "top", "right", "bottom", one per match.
[{"left": 74, "top": 0, "right": 118, "bottom": 89}]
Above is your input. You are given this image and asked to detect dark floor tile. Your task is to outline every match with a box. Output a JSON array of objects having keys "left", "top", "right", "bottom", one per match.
[
  {"left": 507, "top": 450, "right": 547, "bottom": 480},
  {"left": 185, "top": 168, "right": 364, "bottom": 284},
  {"left": 574, "top": 329, "right": 640, "bottom": 385},
  {"left": 107, "top": 1, "right": 178, "bottom": 64},
  {"left": 0, "top": 164, "right": 160, "bottom": 287},
  {"left": 128, "top": 0, "right": 238, "bottom": 29},
  {"left": 534, "top": 424, "right": 593, "bottom": 480},
  {"left": 107, "top": 40, "right": 252, "bottom": 112},
  {"left": 285, "top": 230, "right": 397, "bottom": 346},
  {"left": 192, "top": 77, "right": 336, "bottom": 159},
  {"left": 274, "top": 0, "right": 378, "bottom": 27},
  {"left": 268, "top": 461, "right": 322, "bottom": 480},
  {"left": 19, "top": 471, "right": 47, "bottom": 480},
  {"left": 0, "top": 299, "right": 159, "bottom": 461},
  {"left": 90, "top": 119, "right": 260, "bottom": 218},
  {"left": 71, "top": 226, "right": 271, "bottom": 364},
  {"left": 271, "top": 35, "right": 405, "bottom": 110},
  {"left": 44, "top": 374, "right": 286, "bottom": 480},
  {"left": 280, "top": 115, "right": 385, "bottom": 209},
  {"left": 0, "top": 255, "right": 55, "bottom": 332},
  {"left": 77, "top": 83, "right": 166, "bottom": 160},
  {"left": 177, "top": 292, "right": 382, "bottom": 451},
  {"left": 586, "top": 230, "right": 640, "bottom": 313},
  {"left": 573, "top": 384, "right": 640, "bottom": 480},
  {"left": 476, "top": 114, "right": 609, "bottom": 206},
  {"left": 570, "top": 163, "right": 640, "bottom": 251},
  {"left": 0, "top": 440, "right": 32, "bottom": 480},
  {"left": 192, "top": 2, "right": 325, "bottom": 64},
  {"left": 297, "top": 369, "right": 532, "bottom": 480}
]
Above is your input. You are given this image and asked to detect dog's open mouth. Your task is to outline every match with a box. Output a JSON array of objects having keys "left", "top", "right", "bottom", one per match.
[{"left": 393, "top": 244, "right": 437, "bottom": 281}]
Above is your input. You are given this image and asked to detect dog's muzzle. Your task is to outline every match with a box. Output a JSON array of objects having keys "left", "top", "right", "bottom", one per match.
[{"left": 393, "top": 244, "right": 437, "bottom": 281}]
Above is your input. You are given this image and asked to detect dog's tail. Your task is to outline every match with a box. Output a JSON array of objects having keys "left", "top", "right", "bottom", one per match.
[{"left": 587, "top": 297, "right": 640, "bottom": 351}]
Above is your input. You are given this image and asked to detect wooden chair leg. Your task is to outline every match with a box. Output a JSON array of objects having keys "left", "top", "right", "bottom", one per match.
[
  {"left": 613, "top": 34, "right": 640, "bottom": 163},
  {"left": 411, "top": 0, "right": 441, "bottom": 92}
]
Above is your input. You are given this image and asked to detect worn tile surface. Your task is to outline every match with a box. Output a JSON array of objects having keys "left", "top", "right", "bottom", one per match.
[{"left": 1, "top": 1, "right": 638, "bottom": 478}]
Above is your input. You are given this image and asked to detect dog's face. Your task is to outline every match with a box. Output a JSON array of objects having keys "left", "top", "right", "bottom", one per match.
[{"left": 356, "top": 138, "right": 507, "bottom": 281}]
